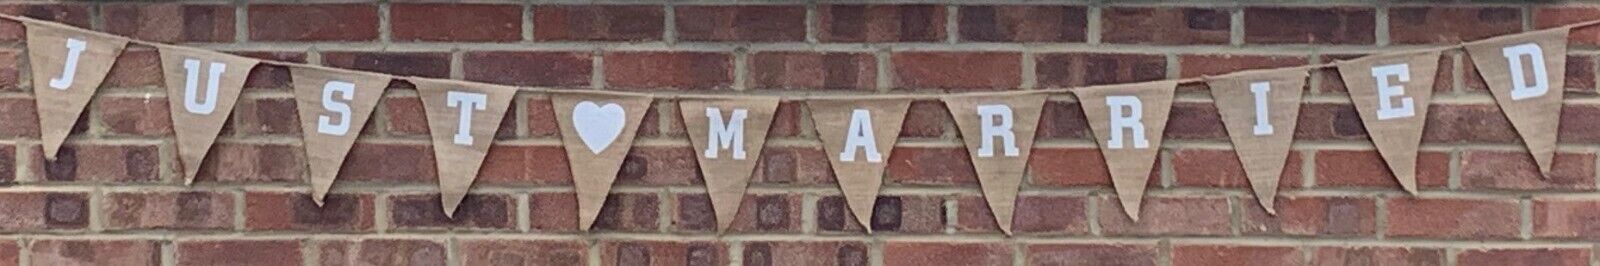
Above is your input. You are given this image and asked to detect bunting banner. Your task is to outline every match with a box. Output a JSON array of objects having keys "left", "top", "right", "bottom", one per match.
[
  {"left": 293, "top": 66, "right": 392, "bottom": 205},
  {"left": 552, "top": 91, "right": 653, "bottom": 231},
  {"left": 944, "top": 92, "right": 1047, "bottom": 235},
  {"left": 1206, "top": 69, "right": 1308, "bottom": 214},
  {"left": 1465, "top": 27, "right": 1570, "bottom": 176},
  {"left": 1337, "top": 50, "right": 1443, "bottom": 194},
  {"left": 24, "top": 20, "right": 128, "bottom": 160},
  {"left": 680, "top": 97, "right": 781, "bottom": 232},
  {"left": 160, "top": 45, "right": 260, "bottom": 184},
  {"left": 1076, "top": 80, "right": 1178, "bottom": 221},
  {"left": 807, "top": 97, "right": 913, "bottom": 231},
  {"left": 413, "top": 78, "right": 517, "bottom": 217}
]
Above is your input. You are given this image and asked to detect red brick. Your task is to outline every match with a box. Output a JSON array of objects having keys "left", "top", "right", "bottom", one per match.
[
  {"left": 1036, "top": 53, "right": 1167, "bottom": 88},
  {"left": 675, "top": 6, "right": 805, "bottom": 42},
  {"left": 534, "top": 5, "right": 663, "bottom": 41},
  {"left": 593, "top": 193, "right": 659, "bottom": 232},
  {"left": 1532, "top": 198, "right": 1600, "bottom": 239},
  {"left": 28, "top": 239, "right": 160, "bottom": 265},
  {"left": 0, "top": 239, "right": 16, "bottom": 266},
  {"left": 0, "top": 192, "right": 87, "bottom": 230},
  {"left": 768, "top": 101, "right": 805, "bottom": 138},
  {"left": 479, "top": 145, "right": 571, "bottom": 185},
  {"left": 892, "top": 52, "right": 1021, "bottom": 90},
  {"left": 388, "top": 193, "right": 515, "bottom": 230},
  {"left": 672, "top": 193, "right": 802, "bottom": 233},
  {"left": 1243, "top": 195, "right": 1376, "bottom": 236},
  {"left": 1535, "top": 7, "right": 1600, "bottom": 45},
  {"left": 102, "top": 48, "right": 163, "bottom": 89},
  {"left": 43, "top": 143, "right": 163, "bottom": 182},
  {"left": 637, "top": 100, "right": 679, "bottom": 138},
  {"left": 1293, "top": 103, "right": 1366, "bottom": 141},
  {"left": 104, "top": 191, "right": 233, "bottom": 230},
  {"left": 0, "top": 144, "right": 13, "bottom": 184},
  {"left": 1165, "top": 102, "right": 1228, "bottom": 139},
  {"left": 751, "top": 146, "right": 835, "bottom": 186},
  {"left": 816, "top": 194, "right": 944, "bottom": 234},
  {"left": 1036, "top": 101, "right": 1088, "bottom": 140},
  {"left": 1462, "top": 151, "right": 1595, "bottom": 191},
  {"left": 818, "top": 5, "right": 946, "bottom": 42},
  {"left": 1389, "top": 6, "right": 1521, "bottom": 44},
  {"left": 956, "top": 194, "right": 1087, "bottom": 234},
  {"left": 0, "top": 49, "right": 19, "bottom": 91},
  {"left": 1312, "top": 149, "right": 1449, "bottom": 189},
  {"left": 899, "top": 100, "right": 951, "bottom": 138},
  {"left": 886, "top": 242, "right": 1010, "bottom": 266},
  {"left": 244, "top": 191, "right": 375, "bottom": 232},
  {"left": 381, "top": 95, "right": 427, "bottom": 136},
  {"left": 525, "top": 99, "right": 559, "bottom": 137},
  {"left": 741, "top": 241, "right": 871, "bottom": 266},
  {"left": 458, "top": 239, "right": 587, "bottom": 265},
  {"left": 318, "top": 239, "right": 446, "bottom": 266},
  {"left": 1102, "top": 7, "right": 1230, "bottom": 45},
  {"left": 391, "top": 4, "right": 521, "bottom": 42},
  {"left": 231, "top": 97, "right": 299, "bottom": 136},
  {"left": 1174, "top": 149, "right": 1303, "bottom": 189},
  {"left": 248, "top": 4, "right": 379, "bottom": 41},
  {"left": 193, "top": 142, "right": 305, "bottom": 183},
  {"left": 240, "top": 52, "right": 305, "bottom": 90},
  {"left": 614, "top": 145, "right": 700, "bottom": 186},
  {"left": 321, "top": 51, "right": 451, "bottom": 79},
  {"left": 604, "top": 52, "right": 733, "bottom": 90},
  {"left": 1099, "top": 196, "right": 1231, "bottom": 236},
  {"left": 93, "top": 96, "right": 172, "bottom": 136},
  {"left": 1312, "top": 246, "right": 1444, "bottom": 266},
  {"left": 529, "top": 192, "right": 578, "bottom": 232},
  {"left": 0, "top": 4, "right": 92, "bottom": 41},
  {"left": 341, "top": 142, "right": 435, "bottom": 183},
  {"left": 1173, "top": 244, "right": 1303, "bottom": 266},
  {"left": 463, "top": 51, "right": 592, "bottom": 87},
  {"left": 1457, "top": 248, "right": 1591, "bottom": 266},
  {"left": 598, "top": 240, "right": 728, "bottom": 266},
  {"left": 1386, "top": 197, "right": 1520, "bottom": 239},
  {"left": 102, "top": 3, "right": 234, "bottom": 43},
  {"left": 1179, "top": 54, "right": 1308, "bottom": 78},
  {"left": 885, "top": 146, "right": 978, "bottom": 186},
  {"left": 748, "top": 52, "right": 877, "bottom": 90},
  {"left": 1560, "top": 104, "right": 1600, "bottom": 143},
  {"left": 1026, "top": 243, "right": 1158, "bottom": 266},
  {"left": 1244, "top": 7, "right": 1375, "bottom": 44},
  {"left": 1422, "top": 104, "right": 1519, "bottom": 143},
  {"left": 959, "top": 5, "right": 1087, "bottom": 42},
  {"left": 177, "top": 240, "right": 302, "bottom": 266},
  {"left": 1030, "top": 147, "right": 1157, "bottom": 188}
]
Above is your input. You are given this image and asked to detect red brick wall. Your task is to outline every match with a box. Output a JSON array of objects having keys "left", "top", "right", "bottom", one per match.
[{"left": 0, "top": 2, "right": 1597, "bottom": 265}]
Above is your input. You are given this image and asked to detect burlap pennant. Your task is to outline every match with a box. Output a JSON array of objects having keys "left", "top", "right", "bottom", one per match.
[
  {"left": 679, "top": 97, "right": 781, "bottom": 232},
  {"left": 807, "top": 97, "right": 912, "bottom": 232},
  {"left": 1076, "top": 81, "right": 1178, "bottom": 221},
  {"left": 1465, "top": 28, "right": 1569, "bottom": 176},
  {"left": 551, "top": 91, "right": 652, "bottom": 231},
  {"left": 160, "top": 45, "right": 260, "bottom": 185},
  {"left": 24, "top": 20, "right": 129, "bottom": 160},
  {"left": 292, "top": 66, "right": 392, "bottom": 205},
  {"left": 1337, "top": 50, "right": 1443, "bottom": 194},
  {"left": 943, "top": 92, "right": 1047, "bottom": 235},
  {"left": 1206, "top": 69, "right": 1308, "bottom": 214},
  {"left": 412, "top": 78, "right": 516, "bottom": 217}
]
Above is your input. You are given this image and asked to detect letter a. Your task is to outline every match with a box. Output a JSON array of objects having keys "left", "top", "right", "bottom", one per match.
[{"left": 839, "top": 109, "right": 883, "bottom": 162}]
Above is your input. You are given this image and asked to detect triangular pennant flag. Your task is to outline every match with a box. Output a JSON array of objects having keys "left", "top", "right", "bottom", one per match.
[
  {"left": 1465, "top": 28, "right": 1569, "bottom": 177},
  {"left": 412, "top": 78, "right": 516, "bottom": 217},
  {"left": 551, "top": 91, "right": 652, "bottom": 231},
  {"left": 1076, "top": 81, "right": 1178, "bottom": 221},
  {"left": 1337, "top": 50, "right": 1443, "bottom": 194},
  {"left": 1206, "top": 69, "right": 1308, "bottom": 214},
  {"left": 159, "top": 45, "right": 260, "bottom": 185},
  {"left": 24, "top": 20, "right": 128, "bottom": 160},
  {"left": 679, "top": 97, "right": 781, "bottom": 232},
  {"left": 943, "top": 91, "right": 1047, "bottom": 235},
  {"left": 807, "top": 97, "right": 912, "bottom": 232},
  {"left": 292, "top": 66, "right": 392, "bottom": 205}
]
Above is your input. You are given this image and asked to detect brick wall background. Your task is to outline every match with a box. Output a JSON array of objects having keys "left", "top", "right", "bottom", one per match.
[{"left": 0, "top": 1, "right": 1597, "bottom": 265}]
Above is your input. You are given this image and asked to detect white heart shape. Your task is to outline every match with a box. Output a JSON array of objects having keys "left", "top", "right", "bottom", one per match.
[{"left": 572, "top": 101, "right": 627, "bottom": 154}]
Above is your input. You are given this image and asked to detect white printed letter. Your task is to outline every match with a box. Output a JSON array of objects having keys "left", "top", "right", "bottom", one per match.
[
  {"left": 1249, "top": 81, "right": 1274, "bottom": 135},
  {"left": 1106, "top": 96, "right": 1149, "bottom": 149},
  {"left": 1371, "top": 64, "right": 1414, "bottom": 120},
  {"left": 975, "top": 104, "right": 1019, "bottom": 157},
  {"left": 316, "top": 81, "right": 355, "bottom": 136},
  {"left": 838, "top": 109, "right": 882, "bottom": 162},
  {"left": 48, "top": 38, "right": 86, "bottom": 90},
  {"left": 446, "top": 91, "right": 487, "bottom": 145},
  {"left": 181, "top": 59, "right": 226, "bottom": 115},
  {"left": 704, "top": 107, "right": 749, "bottom": 159},
  {"left": 1502, "top": 43, "right": 1550, "bottom": 100}
]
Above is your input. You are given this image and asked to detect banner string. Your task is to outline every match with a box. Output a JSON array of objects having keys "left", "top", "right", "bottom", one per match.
[{"left": 3, "top": 13, "right": 1599, "bottom": 101}]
